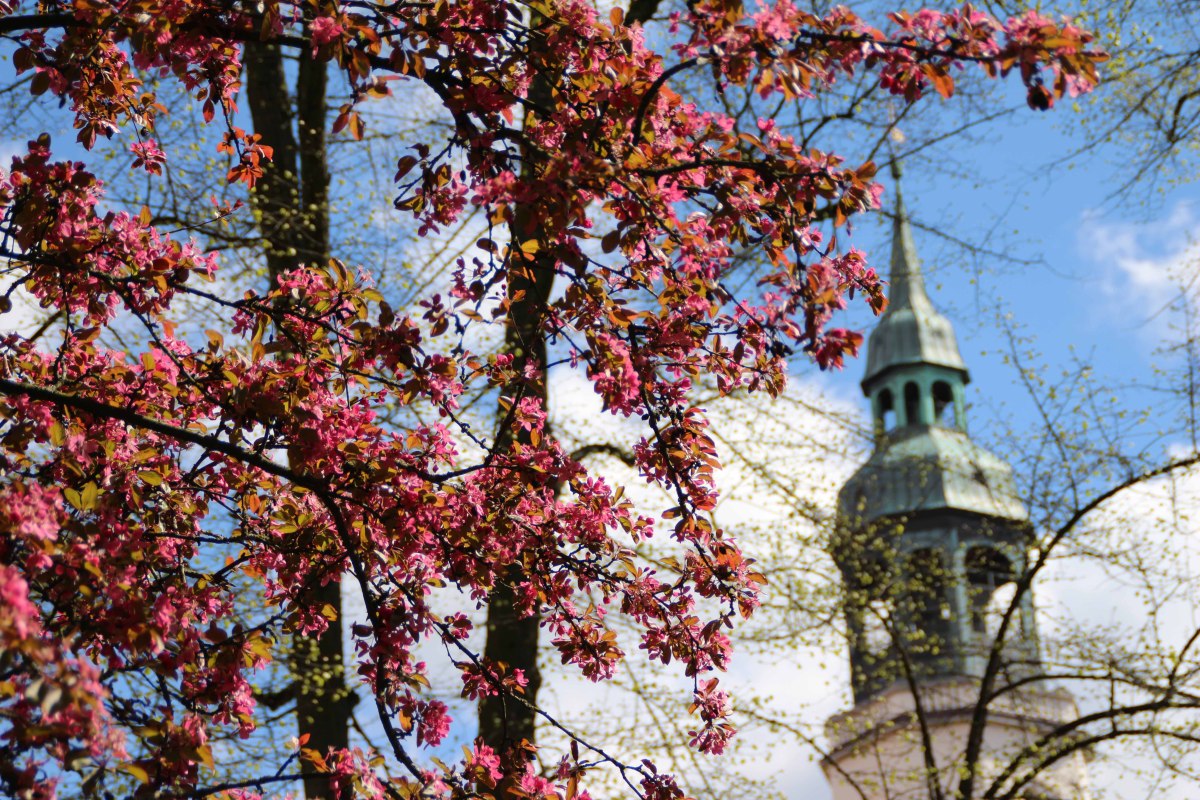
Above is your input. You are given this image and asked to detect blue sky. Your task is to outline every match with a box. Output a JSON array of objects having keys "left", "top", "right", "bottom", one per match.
[{"left": 817, "top": 79, "right": 1200, "bottom": 458}]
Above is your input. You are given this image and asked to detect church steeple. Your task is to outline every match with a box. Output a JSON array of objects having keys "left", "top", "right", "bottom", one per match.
[
  {"left": 861, "top": 164, "right": 971, "bottom": 438},
  {"left": 821, "top": 173, "right": 1092, "bottom": 800},
  {"left": 834, "top": 173, "right": 1036, "bottom": 701},
  {"left": 884, "top": 176, "right": 926, "bottom": 312}
]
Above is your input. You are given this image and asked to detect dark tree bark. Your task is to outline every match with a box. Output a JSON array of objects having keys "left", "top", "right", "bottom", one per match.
[
  {"left": 476, "top": 21, "right": 561, "bottom": 780},
  {"left": 244, "top": 41, "right": 349, "bottom": 800},
  {"left": 477, "top": 235, "right": 552, "bottom": 757},
  {"left": 476, "top": 0, "right": 663, "bottom": 773}
]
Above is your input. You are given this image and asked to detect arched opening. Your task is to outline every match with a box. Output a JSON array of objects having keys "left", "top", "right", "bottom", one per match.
[
  {"left": 878, "top": 389, "right": 896, "bottom": 432},
  {"left": 933, "top": 381, "right": 955, "bottom": 427},
  {"left": 904, "top": 381, "right": 920, "bottom": 426},
  {"left": 966, "top": 546, "right": 1014, "bottom": 636}
]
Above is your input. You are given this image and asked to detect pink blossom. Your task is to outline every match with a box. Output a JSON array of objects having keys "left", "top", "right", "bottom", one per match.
[
  {"left": 310, "top": 16, "right": 345, "bottom": 49},
  {"left": 0, "top": 564, "right": 41, "bottom": 639},
  {"left": 129, "top": 138, "right": 165, "bottom": 174},
  {"left": 467, "top": 742, "right": 503, "bottom": 784},
  {"left": 417, "top": 700, "right": 451, "bottom": 747}
]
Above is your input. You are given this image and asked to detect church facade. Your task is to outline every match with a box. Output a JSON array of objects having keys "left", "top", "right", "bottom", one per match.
[{"left": 822, "top": 176, "right": 1093, "bottom": 800}]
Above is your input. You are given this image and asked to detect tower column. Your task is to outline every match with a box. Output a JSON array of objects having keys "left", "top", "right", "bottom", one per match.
[
  {"left": 919, "top": 377, "right": 935, "bottom": 427},
  {"left": 951, "top": 545, "right": 970, "bottom": 666},
  {"left": 953, "top": 381, "right": 967, "bottom": 431}
]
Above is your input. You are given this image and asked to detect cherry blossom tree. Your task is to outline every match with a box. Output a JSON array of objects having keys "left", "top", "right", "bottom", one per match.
[{"left": 0, "top": 1, "right": 1104, "bottom": 798}]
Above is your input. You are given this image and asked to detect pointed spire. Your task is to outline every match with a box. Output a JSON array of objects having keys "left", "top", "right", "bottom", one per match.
[
  {"left": 887, "top": 160, "right": 932, "bottom": 315},
  {"left": 860, "top": 163, "right": 968, "bottom": 392}
]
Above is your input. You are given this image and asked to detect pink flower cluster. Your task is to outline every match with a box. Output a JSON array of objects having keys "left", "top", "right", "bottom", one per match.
[{"left": 0, "top": 0, "right": 1103, "bottom": 797}]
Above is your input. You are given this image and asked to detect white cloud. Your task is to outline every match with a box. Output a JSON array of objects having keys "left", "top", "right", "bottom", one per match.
[
  {"left": 0, "top": 281, "right": 55, "bottom": 340},
  {"left": 1035, "top": 456, "right": 1200, "bottom": 799},
  {"left": 1077, "top": 202, "right": 1200, "bottom": 338}
]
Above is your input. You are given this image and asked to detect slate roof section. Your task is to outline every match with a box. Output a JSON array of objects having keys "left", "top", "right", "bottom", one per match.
[{"left": 837, "top": 425, "right": 1028, "bottom": 526}]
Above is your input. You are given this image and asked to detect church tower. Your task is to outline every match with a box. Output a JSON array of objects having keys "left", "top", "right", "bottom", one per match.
[{"left": 822, "top": 172, "right": 1092, "bottom": 800}]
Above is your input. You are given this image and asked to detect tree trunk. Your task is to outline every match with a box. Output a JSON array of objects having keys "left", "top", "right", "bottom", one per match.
[
  {"left": 477, "top": 184, "right": 553, "bottom": 779},
  {"left": 477, "top": 29, "right": 556, "bottom": 778},
  {"left": 476, "top": 2, "right": 664, "bottom": 776},
  {"left": 244, "top": 41, "right": 349, "bottom": 800}
]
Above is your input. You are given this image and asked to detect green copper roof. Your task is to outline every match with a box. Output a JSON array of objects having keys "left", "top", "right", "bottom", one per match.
[
  {"left": 837, "top": 426, "right": 1028, "bottom": 525},
  {"left": 840, "top": 169, "right": 1026, "bottom": 526},
  {"left": 861, "top": 179, "right": 968, "bottom": 392}
]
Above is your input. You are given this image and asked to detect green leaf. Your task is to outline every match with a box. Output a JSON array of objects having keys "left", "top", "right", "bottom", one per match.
[
  {"left": 80, "top": 482, "right": 98, "bottom": 511},
  {"left": 120, "top": 763, "right": 151, "bottom": 784},
  {"left": 138, "top": 470, "right": 164, "bottom": 487},
  {"left": 63, "top": 488, "right": 83, "bottom": 510}
]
